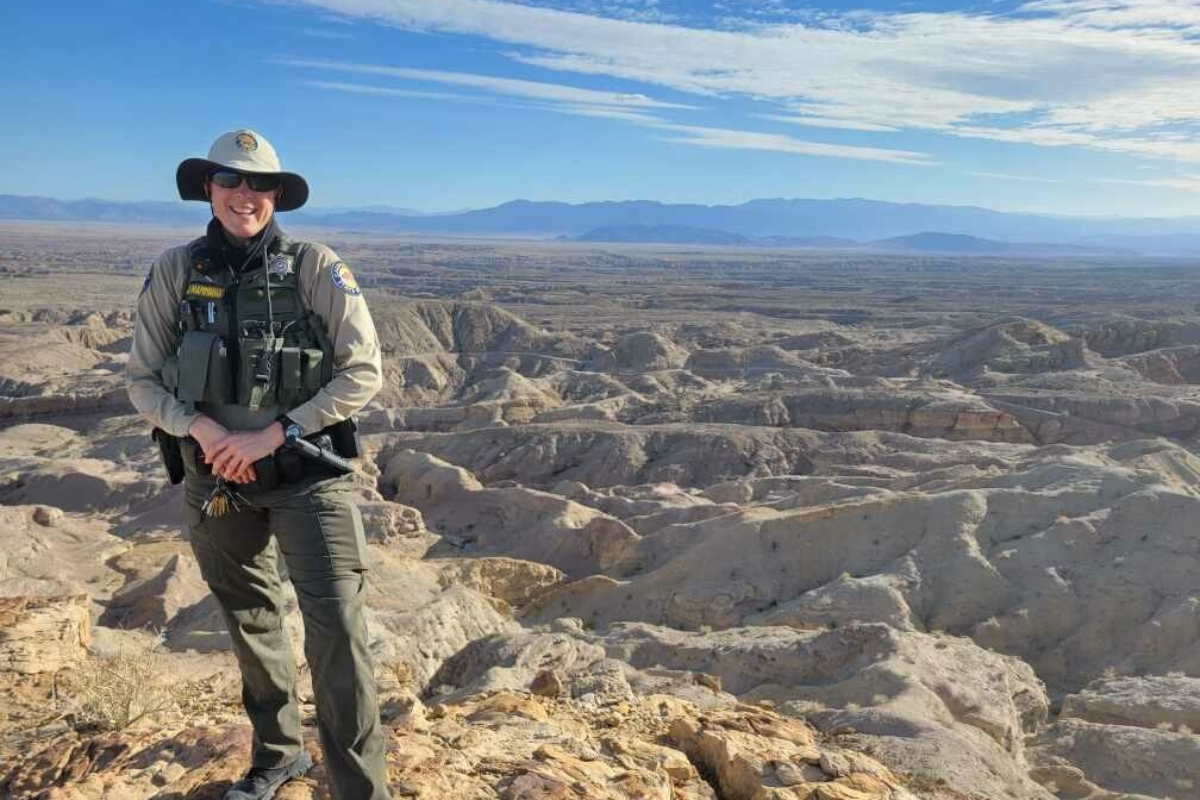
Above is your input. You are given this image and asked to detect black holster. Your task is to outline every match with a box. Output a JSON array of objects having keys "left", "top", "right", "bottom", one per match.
[
  {"left": 152, "top": 428, "right": 186, "bottom": 485},
  {"left": 252, "top": 453, "right": 280, "bottom": 491},
  {"left": 326, "top": 416, "right": 361, "bottom": 458}
]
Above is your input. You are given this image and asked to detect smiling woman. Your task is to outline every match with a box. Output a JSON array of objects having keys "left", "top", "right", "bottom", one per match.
[
  {"left": 124, "top": 128, "right": 392, "bottom": 800},
  {"left": 207, "top": 172, "right": 279, "bottom": 241}
]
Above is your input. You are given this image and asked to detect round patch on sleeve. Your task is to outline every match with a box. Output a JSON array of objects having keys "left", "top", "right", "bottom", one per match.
[{"left": 329, "top": 262, "right": 362, "bottom": 297}]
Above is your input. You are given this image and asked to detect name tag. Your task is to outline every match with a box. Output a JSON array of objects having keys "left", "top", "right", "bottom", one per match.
[{"left": 186, "top": 282, "right": 224, "bottom": 300}]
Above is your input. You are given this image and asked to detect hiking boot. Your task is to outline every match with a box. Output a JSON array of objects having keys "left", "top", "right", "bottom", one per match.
[{"left": 223, "top": 751, "right": 313, "bottom": 800}]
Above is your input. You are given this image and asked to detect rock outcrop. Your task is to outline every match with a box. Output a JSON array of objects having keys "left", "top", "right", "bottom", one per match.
[
  {"left": 1, "top": 688, "right": 918, "bottom": 800},
  {"left": 0, "top": 594, "right": 91, "bottom": 674}
]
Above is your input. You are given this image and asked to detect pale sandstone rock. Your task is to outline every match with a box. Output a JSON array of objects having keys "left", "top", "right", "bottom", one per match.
[
  {"left": 0, "top": 505, "right": 126, "bottom": 600},
  {"left": 433, "top": 557, "right": 565, "bottom": 607},
  {"left": 1032, "top": 718, "right": 1200, "bottom": 799},
  {"left": 694, "top": 388, "right": 1035, "bottom": 444},
  {"left": 31, "top": 506, "right": 63, "bottom": 527},
  {"left": 381, "top": 449, "right": 640, "bottom": 576},
  {"left": 531, "top": 668, "right": 565, "bottom": 697},
  {"left": 0, "top": 594, "right": 90, "bottom": 673},
  {"left": 928, "top": 318, "right": 1090, "bottom": 379},
  {"left": 685, "top": 346, "right": 848, "bottom": 381},
  {"left": 100, "top": 553, "right": 209, "bottom": 631},
  {"left": 1084, "top": 316, "right": 1200, "bottom": 358},
  {"left": 521, "top": 449, "right": 1200, "bottom": 695},
  {"left": 592, "top": 331, "right": 689, "bottom": 372},
  {"left": 1061, "top": 675, "right": 1200, "bottom": 732},
  {"left": 371, "top": 584, "right": 520, "bottom": 689},
  {"left": 668, "top": 707, "right": 903, "bottom": 800},
  {"left": 0, "top": 458, "right": 160, "bottom": 512},
  {"left": 359, "top": 499, "right": 427, "bottom": 543}
]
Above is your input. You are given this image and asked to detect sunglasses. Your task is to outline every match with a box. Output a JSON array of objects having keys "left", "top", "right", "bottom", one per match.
[{"left": 209, "top": 170, "right": 282, "bottom": 192}]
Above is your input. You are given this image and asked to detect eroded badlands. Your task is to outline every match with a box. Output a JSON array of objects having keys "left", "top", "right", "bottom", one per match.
[{"left": 3, "top": 224, "right": 1200, "bottom": 799}]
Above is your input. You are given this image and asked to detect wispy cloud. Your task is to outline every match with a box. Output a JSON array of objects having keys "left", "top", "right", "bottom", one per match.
[
  {"left": 1094, "top": 176, "right": 1200, "bottom": 193},
  {"left": 650, "top": 122, "right": 934, "bottom": 164},
  {"left": 301, "top": 80, "right": 474, "bottom": 102},
  {"left": 304, "top": 77, "right": 663, "bottom": 121},
  {"left": 1019, "top": 0, "right": 1200, "bottom": 33},
  {"left": 762, "top": 114, "right": 900, "bottom": 133},
  {"left": 278, "top": 58, "right": 695, "bottom": 109},
  {"left": 969, "top": 171, "right": 1063, "bottom": 184},
  {"left": 288, "top": 57, "right": 934, "bottom": 164},
  {"left": 291, "top": 26, "right": 355, "bottom": 39},
  {"left": 278, "top": 0, "right": 1200, "bottom": 163}
]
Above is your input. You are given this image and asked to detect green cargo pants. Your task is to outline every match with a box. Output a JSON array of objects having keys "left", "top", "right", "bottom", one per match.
[{"left": 184, "top": 472, "right": 391, "bottom": 800}]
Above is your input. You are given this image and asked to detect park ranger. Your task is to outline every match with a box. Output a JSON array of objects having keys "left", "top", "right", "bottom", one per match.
[{"left": 126, "top": 129, "right": 392, "bottom": 800}]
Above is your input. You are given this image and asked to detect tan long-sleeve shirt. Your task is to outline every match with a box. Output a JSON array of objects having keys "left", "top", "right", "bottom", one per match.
[{"left": 126, "top": 238, "right": 382, "bottom": 437}]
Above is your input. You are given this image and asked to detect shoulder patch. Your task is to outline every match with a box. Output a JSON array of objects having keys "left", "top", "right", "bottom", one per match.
[
  {"left": 186, "top": 282, "right": 224, "bottom": 300},
  {"left": 140, "top": 270, "right": 153, "bottom": 297},
  {"left": 329, "top": 262, "right": 361, "bottom": 297}
]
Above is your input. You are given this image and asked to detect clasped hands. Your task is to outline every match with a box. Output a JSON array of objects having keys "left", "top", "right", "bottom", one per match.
[{"left": 188, "top": 415, "right": 285, "bottom": 484}]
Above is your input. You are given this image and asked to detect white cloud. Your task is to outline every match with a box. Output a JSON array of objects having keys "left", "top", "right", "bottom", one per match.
[
  {"left": 648, "top": 122, "right": 934, "bottom": 164},
  {"left": 279, "top": 0, "right": 1200, "bottom": 162},
  {"left": 289, "top": 58, "right": 934, "bottom": 164},
  {"left": 301, "top": 80, "right": 476, "bottom": 101},
  {"left": 290, "top": 26, "right": 355, "bottom": 39},
  {"left": 968, "top": 171, "right": 1064, "bottom": 184},
  {"left": 1019, "top": 0, "right": 1200, "bottom": 33},
  {"left": 1094, "top": 176, "right": 1200, "bottom": 193},
  {"left": 280, "top": 57, "right": 695, "bottom": 108},
  {"left": 762, "top": 114, "right": 900, "bottom": 133}
]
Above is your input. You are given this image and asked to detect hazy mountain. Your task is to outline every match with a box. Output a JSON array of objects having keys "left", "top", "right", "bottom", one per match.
[
  {"left": 569, "top": 226, "right": 1130, "bottom": 255},
  {"left": 307, "top": 204, "right": 471, "bottom": 217},
  {"left": 3, "top": 194, "right": 1199, "bottom": 254},
  {"left": 571, "top": 224, "right": 753, "bottom": 245},
  {"left": 369, "top": 197, "right": 1200, "bottom": 243},
  {"left": 0, "top": 195, "right": 208, "bottom": 225},
  {"left": 1072, "top": 233, "right": 1200, "bottom": 258},
  {"left": 865, "top": 232, "right": 1132, "bottom": 257}
]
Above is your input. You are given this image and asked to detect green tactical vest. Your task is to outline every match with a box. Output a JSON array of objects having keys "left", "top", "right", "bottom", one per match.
[{"left": 162, "top": 236, "right": 334, "bottom": 412}]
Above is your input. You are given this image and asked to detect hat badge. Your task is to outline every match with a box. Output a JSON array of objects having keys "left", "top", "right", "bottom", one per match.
[{"left": 234, "top": 132, "right": 259, "bottom": 152}]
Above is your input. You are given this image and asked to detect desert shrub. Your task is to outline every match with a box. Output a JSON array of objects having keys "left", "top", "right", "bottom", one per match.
[{"left": 60, "top": 633, "right": 182, "bottom": 732}]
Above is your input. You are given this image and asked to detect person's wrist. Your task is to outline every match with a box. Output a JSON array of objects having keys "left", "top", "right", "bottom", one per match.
[
  {"left": 188, "top": 414, "right": 213, "bottom": 438},
  {"left": 276, "top": 414, "right": 300, "bottom": 439}
]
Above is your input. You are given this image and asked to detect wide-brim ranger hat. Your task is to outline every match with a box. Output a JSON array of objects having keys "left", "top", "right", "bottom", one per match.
[{"left": 176, "top": 129, "right": 309, "bottom": 212}]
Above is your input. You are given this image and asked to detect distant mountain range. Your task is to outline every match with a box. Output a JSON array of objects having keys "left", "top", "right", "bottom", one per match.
[
  {"left": 564, "top": 224, "right": 1130, "bottom": 256},
  {"left": 3, "top": 194, "right": 1199, "bottom": 256}
]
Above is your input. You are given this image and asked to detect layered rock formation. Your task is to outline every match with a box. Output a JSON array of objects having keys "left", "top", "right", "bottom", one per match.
[{"left": 5, "top": 231, "right": 1200, "bottom": 800}]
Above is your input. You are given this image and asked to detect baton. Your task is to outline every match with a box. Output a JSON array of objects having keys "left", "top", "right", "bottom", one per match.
[{"left": 284, "top": 430, "right": 355, "bottom": 475}]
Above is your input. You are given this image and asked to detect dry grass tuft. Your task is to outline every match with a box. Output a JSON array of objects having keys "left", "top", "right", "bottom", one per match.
[{"left": 60, "top": 632, "right": 200, "bottom": 732}]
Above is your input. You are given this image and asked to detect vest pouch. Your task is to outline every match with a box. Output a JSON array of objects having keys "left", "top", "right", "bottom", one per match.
[
  {"left": 280, "top": 348, "right": 303, "bottom": 389},
  {"left": 177, "top": 331, "right": 223, "bottom": 404},
  {"left": 202, "top": 338, "right": 234, "bottom": 404},
  {"left": 279, "top": 347, "right": 303, "bottom": 404},
  {"left": 301, "top": 349, "right": 325, "bottom": 393},
  {"left": 238, "top": 336, "right": 283, "bottom": 410}
]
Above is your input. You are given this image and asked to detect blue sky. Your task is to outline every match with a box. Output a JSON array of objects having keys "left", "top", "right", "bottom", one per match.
[{"left": 4, "top": 0, "right": 1200, "bottom": 216}]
